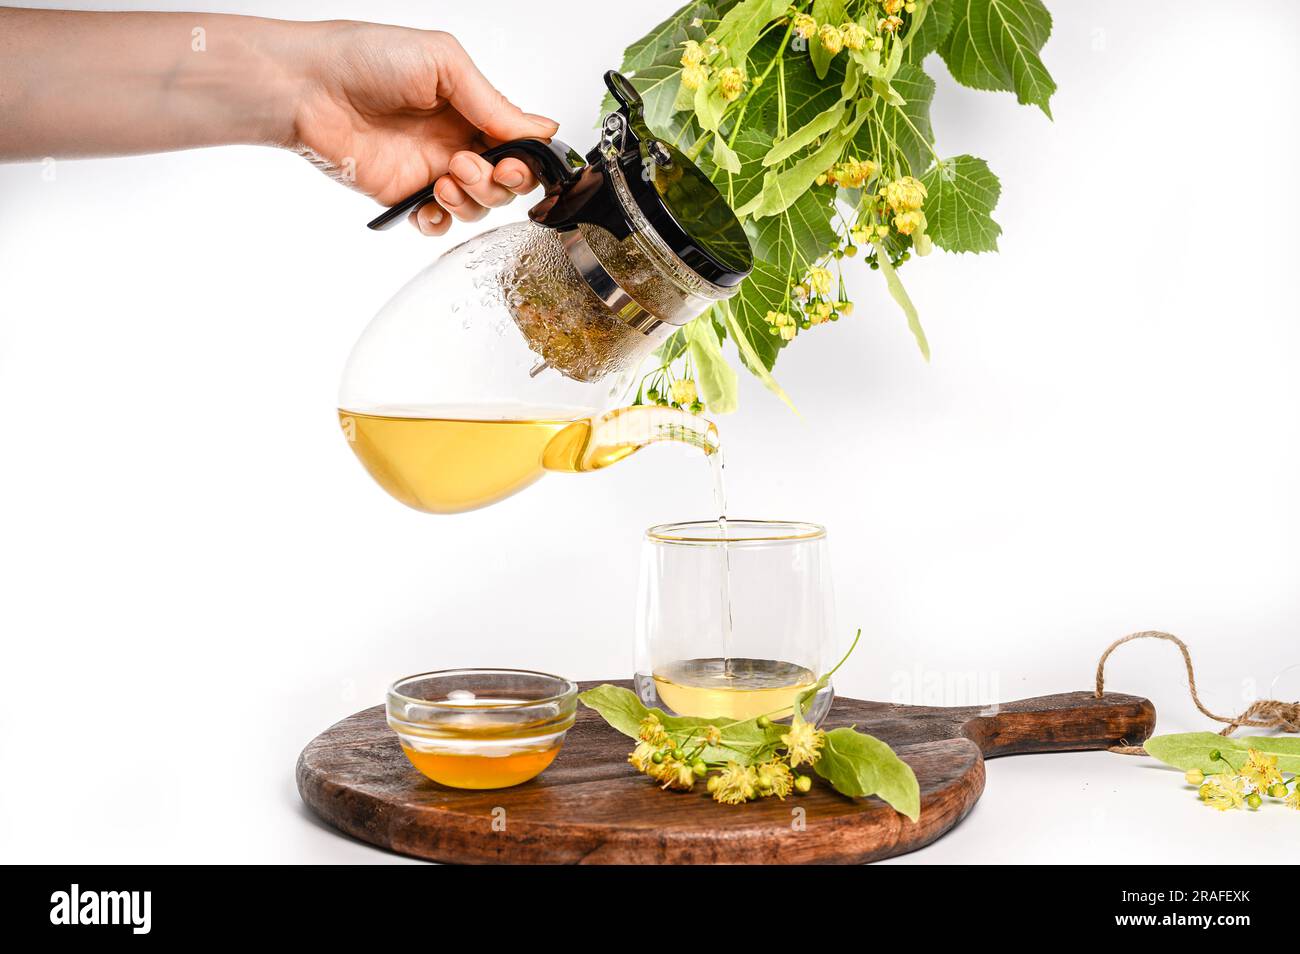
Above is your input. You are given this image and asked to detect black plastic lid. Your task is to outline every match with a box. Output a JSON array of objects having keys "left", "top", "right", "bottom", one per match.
[{"left": 601, "top": 72, "right": 752, "bottom": 288}]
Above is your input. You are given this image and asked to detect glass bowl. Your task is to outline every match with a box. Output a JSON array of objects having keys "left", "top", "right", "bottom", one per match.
[{"left": 386, "top": 668, "right": 578, "bottom": 789}]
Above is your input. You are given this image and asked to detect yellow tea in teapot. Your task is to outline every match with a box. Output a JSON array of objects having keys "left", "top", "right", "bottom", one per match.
[
  {"left": 339, "top": 406, "right": 583, "bottom": 514},
  {"left": 339, "top": 404, "right": 717, "bottom": 514},
  {"left": 652, "top": 657, "right": 818, "bottom": 721}
]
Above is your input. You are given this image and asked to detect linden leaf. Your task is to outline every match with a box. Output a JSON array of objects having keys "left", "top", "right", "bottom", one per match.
[
  {"left": 728, "top": 257, "right": 789, "bottom": 371},
  {"left": 1143, "top": 733, "right": 1300, "bottom": 775},
  {"left": 762, "top": 100, "right": 847, "bottom": 167},
  {"left": 747, "top": 187, "right": 838, "bottom": 266},
  {"left": 578, "top": 685, "right": 649, "bottom": 738},
  {"left": 903, "top": 0, "right": 955, "bottom": 64},
  {"left": 712, "top": 132, "right": 741, "bottom": 173},
  {"left": 940, "top": 0, "right": 1056, "bottom": 117},
  {"left": 684, "top": 315, "right": 739, "bottom": 414},
  {"left": 877, "top": 249, "right": 930, "bottom": 360},
  {"left": 620, "top": 1, "right": 714, "bottom": 72},
  {"left": 712, "top": 0, "right": 789, "bottom": 68},
  {"left": 623, "top": 63, "right": 687, "bottom": 134},
  {"left": 814, "top": 726, "right": 921, "bottom": 821},
  {"left": 719, "top": 299, "right": 798, "bottom": 412},
  {"left": 722, "top": 127, "right": 775, "bottom": 208},
  {"left": 920, "top": 155, "right": 1002, "bottom": 253},
  {"left": 859, "top": 62, "right": 936, "bottom": 177}
]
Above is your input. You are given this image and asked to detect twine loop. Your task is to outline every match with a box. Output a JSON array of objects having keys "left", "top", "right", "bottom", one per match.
[{"left": 1095, "top": 630, "right": 1300, "bottom": 755}]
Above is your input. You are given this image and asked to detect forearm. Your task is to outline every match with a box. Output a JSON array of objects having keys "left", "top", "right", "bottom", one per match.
[{"left": 0, "top": 7, "right": 311, "bottom": 160}]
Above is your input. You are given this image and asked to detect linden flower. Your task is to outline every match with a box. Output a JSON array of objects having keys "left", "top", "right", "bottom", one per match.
[
  {"left": 717, "top": 66, "right": 746, "bottom": 101},
  {"left": 1240, "top": 748, "right": 1284, "bottom": 794},
  {"left": 712, "top": 762, "right": 759, "bottom": 805},
  {"left": 637, "top": 713, "right": 668, "bottom": 745},
  {"left": 670, "top": 378, "right": 698, "bottom": 407},
  {"left": 1199, "top": 774, "right": 1247, "bottom": 812},
  {"left": 1286, "top": 785, "right": 1300, "bottom": 811},
  {"left": 893, "top": 210, "right": 926, "bottom": 235},
  {"left": 818, "top": 23, "right": 844, "bottom": 56},
  {"left": 879, "top": 14, "right": 905, "bottom": 33},
  {"left": 704, "top": 725, "right": 722, "bottom": 746},
  {"left": 808, "top": 300, "right": 834, "bottom": 324},
  {"left": 764, "top": 309, "right": 797, "bottom": 339},
  {"left": 681, "top": 63, "right": 710, "bottom": 91},
  {"left": 806, "top": 266, "right": 834, "bottom": 297},
  {"left": 883, "top": 0, "right": 906, "bottom": 14},
  {"left": 831, "top": 158, "right": 875, "bottom": 188},
  {"left": 781, "top": 719, "right": 826, "bottom": 768},
  {"left": 840, "top": 22, "right": 869, "bottom": 51},
  {"left": 885, "top": 176, "right": 927, "bottom": 212},
  {"left": 756, "top": 758, "right": 795, "bottom": 799},
  {"left": 629, "top": 741, "right": 657, "bottom": 772},
  {"left": 680, "top": 40, "right": 705, "bottom": 67},
  {"left": 657, "top": 759, "right": 696, "bottom": 792},
  {"left": 792, "top": 12, "right": 817, "bottom": 40}
]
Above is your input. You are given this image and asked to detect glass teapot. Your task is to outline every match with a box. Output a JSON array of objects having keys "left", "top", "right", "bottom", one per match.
[{"left": 337, "top": 71, "right": 753, "bottom": 514}]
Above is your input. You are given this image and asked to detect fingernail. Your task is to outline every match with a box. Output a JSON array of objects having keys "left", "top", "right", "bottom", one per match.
[
  {"left": 449, "top": 154, "right": 481, "bottom": 184},
  {"left": 428, "top": 209, "right": 443, "bottom": 225},
  {"left": 496, "top": 169, "right": 524, "bottom": 188}
]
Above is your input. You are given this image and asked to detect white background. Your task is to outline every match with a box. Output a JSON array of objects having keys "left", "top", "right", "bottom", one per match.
[{"left": 1, "top": 0, "right": 1297, "bottom": 864}]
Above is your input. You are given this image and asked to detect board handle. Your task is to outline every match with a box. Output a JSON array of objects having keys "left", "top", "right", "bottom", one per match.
[{"left": 959, "top": 691, "right": 1156, "bottom": 758}]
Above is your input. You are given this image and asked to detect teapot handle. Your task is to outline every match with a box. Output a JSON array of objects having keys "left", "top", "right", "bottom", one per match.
[{"left": 365, "top": 138, "right": 584, "bottom": 231}]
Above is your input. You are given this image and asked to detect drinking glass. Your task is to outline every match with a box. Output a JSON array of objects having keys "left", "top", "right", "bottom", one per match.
[{"left": 634, "top": 520, "right": 837, "bottom": 724}]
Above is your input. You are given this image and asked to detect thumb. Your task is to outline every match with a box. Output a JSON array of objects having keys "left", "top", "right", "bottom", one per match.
[{"left": 437, "top": 36, "right": 558, "bottom": 141}]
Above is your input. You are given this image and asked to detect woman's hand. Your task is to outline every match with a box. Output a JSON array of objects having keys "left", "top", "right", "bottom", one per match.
[
  {"left": 0, "top": 10, "right": 558, "bottom": 237},
  {"left": 290, "top": 22, "right": 559, "bottom": 236}
]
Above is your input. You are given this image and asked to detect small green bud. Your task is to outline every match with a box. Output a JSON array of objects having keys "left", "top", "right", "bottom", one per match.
[
  {"left": 650, "top": 751, "right": 664, "bottom": 764},
  {"left": 1209, "top": 749, "right": 1222, "bottom": 762},
  {"left": 671, "top": 748, "right": 685, "bottom": 761},
  {"left": 1247, "top": 792, "right": 1263, "bottom": 810},
  {"left": 756, "top": 715, "right": 772, "bottom": 729},
  {"left": 1184, "top": 769, "right": 1204, "bottom": 785},
  {"left": 1268, "top": 783, "right": 1289, "bottom": 799},
  {"left": 692, "top": 760, "right": 708, "bottom": 778},
  {"left": 844, "top": 245, "right": 857, "bottom": 257},
  {"left": 794, "top": 774, "right": 813, "bottom": 793}
]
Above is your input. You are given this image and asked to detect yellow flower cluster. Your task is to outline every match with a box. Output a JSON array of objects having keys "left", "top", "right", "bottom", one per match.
[
  {"left": 792, "top": 14, "right": 882, "bottom": 59},
  {"left": 670, "top": 378, "right": 697, "bottom": 407},
  {"left": 717, "top": 66, "right": 746, "bottom": 102},
  {"left": 764, "top": 309, "right": 799, "bottom": 341},
  {"left": 626, "top": 712, "right": 824, "bottom": 806},
  {"left": 817, "top": 23, "right": 843, "bottom": 57},
  {"left": 820, "top": 157, "right": 878, "bottom": 189},
  {"left": 884, "top": 175, "right": 927, "bottom": 213},
  {"left": 1191, "top": 748, "right": 1297, "bottom": 812},
  {"left": 679, "top": 37, "right": 728, "bottom": 91}
]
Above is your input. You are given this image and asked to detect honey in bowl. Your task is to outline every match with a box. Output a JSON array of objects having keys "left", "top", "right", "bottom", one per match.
[{"left": 386, "top": 670, "right": 577, "bottom": 790}]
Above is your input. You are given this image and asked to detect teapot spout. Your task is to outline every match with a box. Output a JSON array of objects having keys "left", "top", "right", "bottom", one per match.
[{"left": 542, "top": 405, "right": 718, "bottom": 474}]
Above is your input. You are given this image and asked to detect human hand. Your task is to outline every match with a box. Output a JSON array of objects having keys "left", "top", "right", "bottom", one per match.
[{"left": 289, "top": 22, "right": 559, "bottom": 236}]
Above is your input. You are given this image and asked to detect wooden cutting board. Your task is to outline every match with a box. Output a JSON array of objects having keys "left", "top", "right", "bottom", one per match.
[{"left": 297, "top": 681, "right": 1154, "bottom": 864}]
